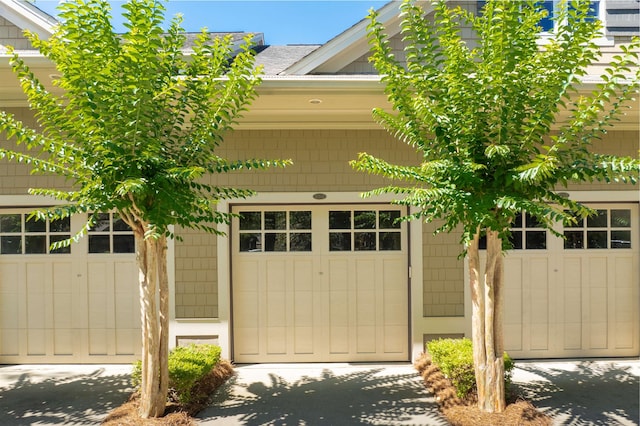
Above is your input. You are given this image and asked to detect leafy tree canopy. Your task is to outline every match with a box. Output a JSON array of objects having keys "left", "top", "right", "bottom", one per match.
[
  {"left": 352, "top": 0, "right": 639, "bottom": 248},
  {"left": 0, "top": 0, "right": 290, "bottom": 242}
]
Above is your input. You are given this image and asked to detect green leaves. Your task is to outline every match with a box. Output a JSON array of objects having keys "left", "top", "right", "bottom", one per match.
[
  {"left": 355, "top": 0, "right": 640, "bottom": 247},
  {"left": 0, "top": 0, "right": 289, "bottom": 241}
]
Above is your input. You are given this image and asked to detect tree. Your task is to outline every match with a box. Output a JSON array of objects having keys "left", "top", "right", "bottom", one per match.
[
  {"left": 0, "top": 0, "right": 289, "bottom": 418},
  {"left": 352, "top": 0, "right": 639, "bottom": 413}
]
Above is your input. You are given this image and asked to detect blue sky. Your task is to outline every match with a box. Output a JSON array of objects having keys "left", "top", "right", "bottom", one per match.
[{"left": 34, "top": 1, "right": 389, "bottom": 45}]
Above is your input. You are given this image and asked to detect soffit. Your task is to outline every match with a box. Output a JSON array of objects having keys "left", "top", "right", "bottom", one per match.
[{"left": 0, "top": 59, "right": 636, "bottom": 131}]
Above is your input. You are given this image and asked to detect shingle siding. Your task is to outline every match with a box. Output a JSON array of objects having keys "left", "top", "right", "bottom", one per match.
[{"left": 606, "top": 0, "right": 640, "bottom": 35}]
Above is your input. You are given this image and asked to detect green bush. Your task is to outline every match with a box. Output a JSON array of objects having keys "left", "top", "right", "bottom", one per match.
[
  {"left": 131, "top": 343, "right": 222, "bottom": 404},
  {"left": 426, "top": 337, "right": 514, "bottom": 399}
]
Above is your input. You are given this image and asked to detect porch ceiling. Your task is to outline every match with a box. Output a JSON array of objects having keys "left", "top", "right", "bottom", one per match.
[{"left": 0, "top": 60, "right": 637, "bottom": 131}]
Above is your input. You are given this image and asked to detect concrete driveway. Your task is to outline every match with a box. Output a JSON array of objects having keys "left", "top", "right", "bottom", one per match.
[
  {"left": 0, "top": 358, "right": 638, "bottom": 425},
  {"left": 0, "top": 364, "right": 132, "bottom": 425},
  {"left": 511, "top": 358, "right": 640, "bottom": 426}
]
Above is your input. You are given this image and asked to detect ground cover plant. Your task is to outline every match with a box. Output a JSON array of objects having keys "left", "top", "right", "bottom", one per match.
[
  {"left": 415, "top": 347, "right": 552, "bottom": 425},
  {"left": 103, "top": 344, "right": 234, "bottom": 425}
]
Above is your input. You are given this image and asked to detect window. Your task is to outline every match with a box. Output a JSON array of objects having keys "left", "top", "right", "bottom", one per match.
[
  {"left": 477, "top": 1, "right": 601, "bottom": 32},
  {"left": 88, "top": 212, "right": 135, "bottom": 254},
  {"left": 238, "top": 210, "right": 312, "bottom": 252},
  {"left": 329, "top": 209, "right": 402, "bottom": 252},
  {"left": 564, "top": 208, "right": 631, "bottom": 249},
  {"left": 0, "top": 213, "right": 70, "bottom": 255},
  {"left": 479, "top": 212, "right": 547, "bottom": 250},
  {"left": 538, "top": 1, "right": 600, "bottom": 32}
]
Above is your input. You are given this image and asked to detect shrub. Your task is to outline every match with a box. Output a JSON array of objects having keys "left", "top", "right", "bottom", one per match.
[
  {"left": 131, "top": 344, "right": 222, "bottom": 404},
  {"left": 426, "top": 337, "right": 514, "bottom": 399}
]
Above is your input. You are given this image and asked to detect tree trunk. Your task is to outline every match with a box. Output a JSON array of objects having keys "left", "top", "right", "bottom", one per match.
[
  {"left": 468, "top": 229, "right": 505, "bottom": 413},
  {"left": 135, "top": 227, "right": 170, "bottom": 418}
]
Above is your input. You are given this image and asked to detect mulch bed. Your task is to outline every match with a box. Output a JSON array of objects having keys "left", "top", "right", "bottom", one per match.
[
  {"left": 102, "top": 359, "right": 235, "bottom": 426},
  {"left": 414, "top": 353, "right": 552, "bottom": 425}
]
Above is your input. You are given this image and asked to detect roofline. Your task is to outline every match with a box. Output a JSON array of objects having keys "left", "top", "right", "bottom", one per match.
[
  {"left": 0, "top": 0, "right": 56, "bottom": 39},
  {"left": 281, "top": 1, "right": 406, "bottom": 75}
]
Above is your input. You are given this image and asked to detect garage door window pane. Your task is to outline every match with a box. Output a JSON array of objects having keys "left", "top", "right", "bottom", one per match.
[
  {"left": 380, "top": 232, "right": 401, "bottom": 250},
  {"left": 90, "top": 213, "right": 111, "bottom": 232},
  {"left": 354, "top": 211, "right": 376, "bottom": 229},
  {"left": 25, "top": 217, "right": 46, "bottom": 233},
  {"left": 290, "top": 211, "right": 311, "bottom": 230},
  {"left": 113, "top": 215, "right": 132, "bottom": 231},
  {"left": 587, "top": 231, "right": 607, "bottom": 249},
  {"left": 265, "top": 212, "right": 286, "bottom": 230},
  {"left": 355, "top": 232, "right": 376, "bottom": 250},
  {"left": 1, "top": 236, "right": 21, "bottom": 254},
  {"left": 89, "top": 235, "right": 111, "bottom": 253},
  {"left": 264, "top": 233, "right": 287, "bottom": 251},
  {"left": 379, "top": 210, "right": 401, "bottom": 229},
  {"left": 611, "top": 230, "right": 631, "bottom": 249},
  {"left": 239, "top": 212, "right": 261, "bottom": 230},
  {"left": 114, "top": 235, "right": 135, "bottom": 253},
  {"left": 290, "top": 233, "right": 311, "bottom": 251},
  {"left": 330, "top": 232, "right": 351, "bottom": 251},
  {"left": 329, "top": 211, "right": 351, "bottom": 229},
  {"left": 50, "top": 234, "right": 71, "bottom": 254},
  {"left": 25, "top": 235, "right": 46, "bottom": 254},
  {"left": 510, "top": 231, "right": 523, "bottom": 250},
  {"left": 50, "top": 217, "right": 70, "bottom": 233},
  {"left": 240, "top": 233, "right": 261, "bottom": 252},
  {"left": 564, "top": 231, "right": 584, "bottom": 249},
  {"left": 525, "top": 231, "right": 546, "bottom": 249},
  {"left": 611, "top": 210, "right": 631, "bottom": 227},
  {"left": 587, "top": 210, "right": 607, "bottom": 228},
  {"left": 0, "top": 214, "right": 21, "bottom": 233}
]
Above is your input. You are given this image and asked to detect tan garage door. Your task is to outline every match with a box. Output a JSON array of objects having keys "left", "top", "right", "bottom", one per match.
[
  {"left": 499, "top": 204, "right": 639, "bottom": 358},
  {"left": 0, "top": 211, "right": 140, "bottom": 363},
  {"left": 231, "top": 204, "right": 409, "bottom": 363}
]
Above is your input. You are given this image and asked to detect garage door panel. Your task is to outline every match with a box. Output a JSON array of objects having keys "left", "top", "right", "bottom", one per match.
[
  {"left": 27, "top": 328, "right": 46, "bottom": 355},
  {"left": 266, "top": 327, "right": 287, "bottom": 354},
  {"left": 1, "top": 328, "right": 19, "bottom": 355},
  {"left": 294, "top": 326, "right": 314, "bottom": 354},
  {"left": 232, "top": 204, "right": 408, "bottom": 362},
  {"left": 116, "top": 328, "right": 138, "bottom": 355},
  {"left": 356, "top": 325, "right": 376, "bottom": 353},
  {"left": 384, "top": 325, "right": 407, "bottom": 353},
  {"left": 501, "top": 204, "right": 638, "bottom": 358},
  {"left": 0, "top": 275, "right": 19, "bottom": 327},
  {"left": 26, "top": 263, "right": 47, "bottom": 330},
  {"left": 89, "top": 329, "right": 109, "bottom": 355},
  {"left": 0, "top": 211, "right": 139, "bottom": 363},
  {"left": 563, "top": 323, "right": 581, "bottom": 350},
  {"left": 589, "top": 322, "right": 608, "bottom": 349},
  {"left": 329, "top": 326, "right": 349, "bottom": 354},
  {"left": 53, "top": 328, "right": 73, "bottom": 355}
]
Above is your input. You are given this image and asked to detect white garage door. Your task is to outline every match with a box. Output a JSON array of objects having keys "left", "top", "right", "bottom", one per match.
[
  {"left": 499, "top": 204, "right": 639, "bottom": 358},
  {"left": 0, "top": 211, "right": 140, "bottom": 363},
  {"left": 232, "top": 204, "right": 409, "bottom": 363}
]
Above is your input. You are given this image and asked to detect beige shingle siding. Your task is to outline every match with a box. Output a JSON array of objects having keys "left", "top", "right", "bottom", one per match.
[
  {"left": 0, "top": 108, "right": 69, "bottom": 193},
  {"left": 0, "top": 17, "right": 32, "bottom": 50},
  {"left": 422, "top": 221, "right": 465, "bottom": 317},
  {"left": 175, "top": 226, "right": 218, "bottom": 318}
]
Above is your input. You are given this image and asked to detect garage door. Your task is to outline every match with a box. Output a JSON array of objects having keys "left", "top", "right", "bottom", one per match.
[
  {"left": 0, "top": 211, "right": 140, "bottom": 363},
  {"left": 231, "top": 204, "right": 409, "bottom": 363},
  {"left": 499, "top": 204, "right": 639, "bottom": 358}
]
